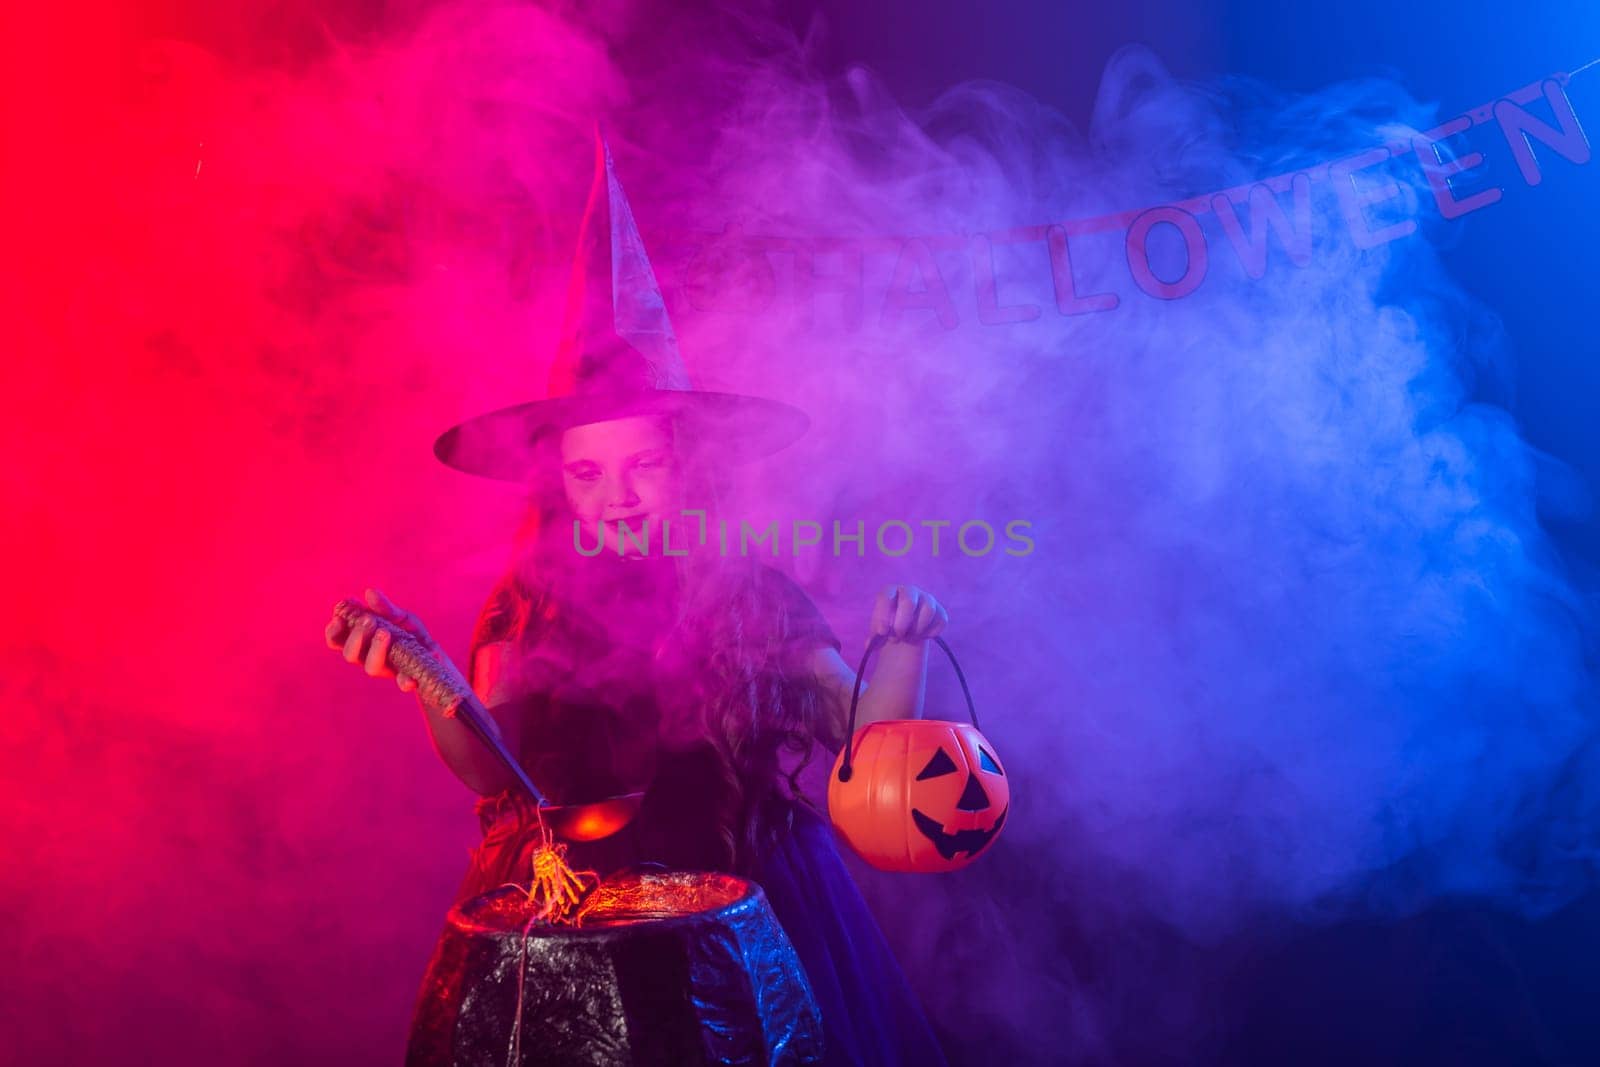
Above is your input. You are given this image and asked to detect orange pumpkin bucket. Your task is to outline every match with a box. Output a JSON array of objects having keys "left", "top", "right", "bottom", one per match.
[{"left": 828, "top": 635, "right": 1009, "bottom": 873}]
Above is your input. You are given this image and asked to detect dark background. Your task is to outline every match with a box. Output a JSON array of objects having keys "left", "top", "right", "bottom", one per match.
[
  {"left": 748, "top": 8, "right": 1600, "bottom": 1059},
  {"left": 119, "top": 2, "right": 1600, "bottom": 1062}
]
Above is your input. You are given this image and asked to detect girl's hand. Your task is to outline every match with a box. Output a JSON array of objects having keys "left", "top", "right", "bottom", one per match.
[
  {"left": 324, "top": 587, "right": 441, "bottom": 694},
  {"left": 868, "top": 584, "right": 948, "bottom": 645}
]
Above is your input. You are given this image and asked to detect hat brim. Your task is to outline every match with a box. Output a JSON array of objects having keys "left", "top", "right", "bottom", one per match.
[{"left": 433, "top": 389, "right": 810, "bottom": 482}]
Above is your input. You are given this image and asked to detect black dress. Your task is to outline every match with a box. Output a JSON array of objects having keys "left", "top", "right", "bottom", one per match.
[{"left": 447, "top": 555, "right": 949, "bottom": 1067}]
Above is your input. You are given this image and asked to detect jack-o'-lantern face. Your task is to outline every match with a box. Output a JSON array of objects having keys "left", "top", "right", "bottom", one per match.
[
  {"left": 828, "top": 720, "right": 1010, "bottom": 873},
  {"left": 908, "top": 729, "right": 1008, "bottom": 864}
]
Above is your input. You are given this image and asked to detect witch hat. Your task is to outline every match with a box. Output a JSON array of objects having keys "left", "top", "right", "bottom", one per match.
[{"left": 433, "top": 128, "right": 809, "bottom": 482}]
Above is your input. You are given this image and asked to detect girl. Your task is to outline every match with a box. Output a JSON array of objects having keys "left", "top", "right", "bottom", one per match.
[
  {"left": 326, "top": 129, "right": 953, "bottom": 1064},
  {"left": 325, "top": 410, "right": 951, "bottom": 1066}
]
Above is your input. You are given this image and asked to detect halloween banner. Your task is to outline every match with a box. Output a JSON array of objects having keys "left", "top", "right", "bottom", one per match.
[{"left": 664, "top": 68, "right": 1594, "bottom": 330}]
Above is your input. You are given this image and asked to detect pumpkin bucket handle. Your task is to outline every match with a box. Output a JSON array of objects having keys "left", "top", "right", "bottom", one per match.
[{"left": 837, "top": 634, "right": 977, "bottom": 783}]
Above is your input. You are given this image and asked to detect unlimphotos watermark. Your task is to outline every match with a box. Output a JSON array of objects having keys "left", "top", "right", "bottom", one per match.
[{"left": 574, "top": 512, "right": 1034, "bottom": 558}]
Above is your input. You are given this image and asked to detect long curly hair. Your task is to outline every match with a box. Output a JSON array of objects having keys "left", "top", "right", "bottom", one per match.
[{"left": 466, "top": 413, "right": 841, "bottom": 878}]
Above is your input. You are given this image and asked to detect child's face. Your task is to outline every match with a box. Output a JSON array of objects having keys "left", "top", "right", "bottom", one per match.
[{"left": 558, "top": 415, "right": 683, "bottom": 556}]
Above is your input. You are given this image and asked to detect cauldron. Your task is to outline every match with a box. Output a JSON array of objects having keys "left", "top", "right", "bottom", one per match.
[{"left": 406, "top": 870, "right": 824, "bottom": 1066}]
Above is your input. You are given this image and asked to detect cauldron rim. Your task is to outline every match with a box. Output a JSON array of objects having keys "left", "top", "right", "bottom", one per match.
[{"left": 447, "top": 869, "right": 766, "bottom": 939}]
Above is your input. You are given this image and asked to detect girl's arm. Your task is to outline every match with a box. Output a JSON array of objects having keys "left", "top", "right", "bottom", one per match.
[
  {"left": 806, "top": 584, "right": 948, "bottom": 754},
  {"left": 410, "top": 641, "right": 524, "bottom": 797},
  {"left": 329, "top": 587, "right": 525, "bottom": 797}
]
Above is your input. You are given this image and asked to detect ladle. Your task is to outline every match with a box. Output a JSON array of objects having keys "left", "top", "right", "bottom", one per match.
[{"left": 332, "top": 600, "right": 644, "bottom": 842}]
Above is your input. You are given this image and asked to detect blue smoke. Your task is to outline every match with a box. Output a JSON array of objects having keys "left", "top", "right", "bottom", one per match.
[{"left": 651, "top": 41, "right": 1600, "bottom": 1057}]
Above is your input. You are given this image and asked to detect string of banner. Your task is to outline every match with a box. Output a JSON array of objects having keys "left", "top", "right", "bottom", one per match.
[{"left": 662, "top": 62, "right": 1598, "bottom": 330}]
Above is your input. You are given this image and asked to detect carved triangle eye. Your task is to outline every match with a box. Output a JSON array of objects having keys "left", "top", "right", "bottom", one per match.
[
  {"left": 916, "top": 747, "right": 959, "bottom": 780},
  {"left": 978, "top": 747, "right": 1003, "bottom": 775}
]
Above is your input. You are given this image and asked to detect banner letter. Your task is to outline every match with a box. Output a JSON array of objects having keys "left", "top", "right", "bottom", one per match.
[
  {"left": 1046, "top": 225, "right": 1120, "bottom": 315},
  {"left": 1126, "top": 207, "right": 1209, "bottom": 300},
  {"left": 794, "top": 239, "right": 865, "bottom": 330},
  {"left": 1494, "top": 77, "right": 1592, "bottom": 187},
  {"left": 881, "top": 239, "right": 959, "bottom": 329},
  {"left": 1413, "top": 115, "right": 1503, "bottom": 218},
  {"left": 1211, "top": 175, "right": 1313, "bottom": 280},
  {"left": 1330, "top": 148, "right": 1418, "bottom": 250},
  {"left": 973, "top": 235, "right": 1041, "bottom": 324}
]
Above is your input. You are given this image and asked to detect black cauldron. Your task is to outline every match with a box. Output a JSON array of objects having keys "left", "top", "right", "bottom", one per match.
[{"left": 406, "top": 870, "right": 823, "bottom": 1066}]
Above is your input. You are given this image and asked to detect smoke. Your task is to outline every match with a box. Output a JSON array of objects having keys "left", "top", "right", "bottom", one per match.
[
  {"left": 5, "top": 2, "right": 1597, "bottom": 1063},
  {"left": 653, "top": 39, "right": 1600, "bottom": 1060}
]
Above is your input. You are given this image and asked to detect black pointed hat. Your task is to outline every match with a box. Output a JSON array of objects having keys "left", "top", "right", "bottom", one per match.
[{"left": 433, "top": 128, "right": 809, "bottom": 482}]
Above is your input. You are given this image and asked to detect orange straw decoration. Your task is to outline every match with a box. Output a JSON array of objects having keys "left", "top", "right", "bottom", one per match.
[{"left": 499, "top": 808, "right": 601, "bottom": 927}]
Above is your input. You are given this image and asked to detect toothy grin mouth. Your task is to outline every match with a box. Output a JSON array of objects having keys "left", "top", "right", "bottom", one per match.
[{"left": 910, "top": 804, "right": 1008, "bottom": 861}]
